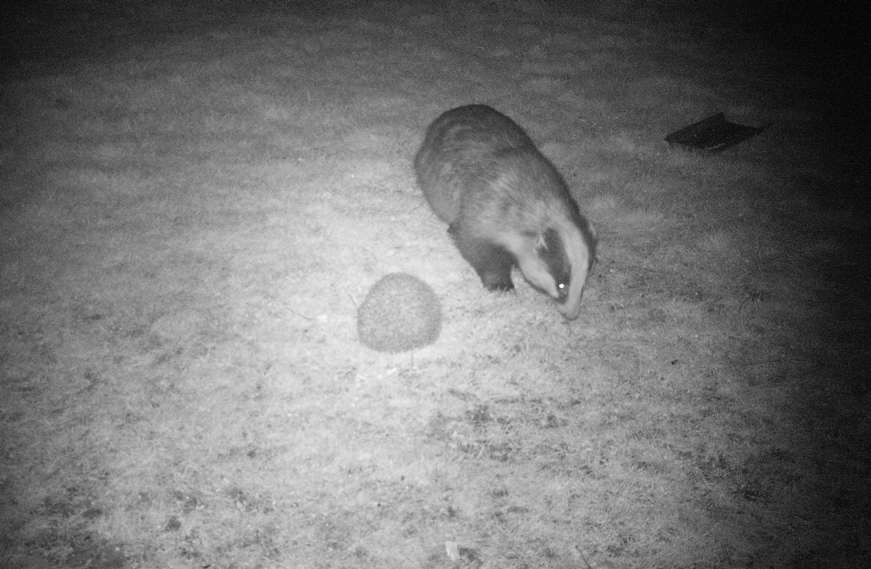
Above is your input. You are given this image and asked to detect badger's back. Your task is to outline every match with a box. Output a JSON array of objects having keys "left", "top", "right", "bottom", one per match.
[
  {"left": 414, "top": 105, "right": 538, "bottom": 223},
  {"left": 415, "top": 105, "right": 581, "bottom": 240},
  {"left": 457, "top": 147, "right": 577, "bottom": 238}
]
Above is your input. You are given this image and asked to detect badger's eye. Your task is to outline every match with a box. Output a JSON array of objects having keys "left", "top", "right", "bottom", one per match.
[{"left": 556, "top": 282, "right": 568, "bottom": 299}]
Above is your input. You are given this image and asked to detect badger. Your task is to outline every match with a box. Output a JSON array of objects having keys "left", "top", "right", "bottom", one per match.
[{"left": 414, "top": 104, "right": 596, "bottom": 320}]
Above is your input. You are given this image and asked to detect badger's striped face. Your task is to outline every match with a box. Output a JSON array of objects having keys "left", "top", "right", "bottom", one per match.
[
  {"left": 513, "top": 229, "right": 567, "bottom": 301},
  {"left": 516, "top": 222, "right": 594, "bottom": 320},
  {"left": 537, "top": 228, "right": 571, "bottom": 302}
]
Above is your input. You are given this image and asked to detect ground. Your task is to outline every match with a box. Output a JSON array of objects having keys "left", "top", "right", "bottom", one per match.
[{"left": 1, "top": 1, "right": 868, "bottom": 568}]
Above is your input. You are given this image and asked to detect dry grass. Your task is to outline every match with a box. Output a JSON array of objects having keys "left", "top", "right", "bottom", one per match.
[{"left": 1, "top": 1, "right": 868, "bottom": 568}]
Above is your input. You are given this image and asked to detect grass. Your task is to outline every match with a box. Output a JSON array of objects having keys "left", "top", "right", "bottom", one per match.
[{"left": 1, "top": 1, "right": 868, "bottom": 568}]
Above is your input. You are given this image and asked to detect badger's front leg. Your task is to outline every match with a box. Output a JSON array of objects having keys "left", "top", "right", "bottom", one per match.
[{"left": 448, "top": 223, "right": 515, "bottom": 292}]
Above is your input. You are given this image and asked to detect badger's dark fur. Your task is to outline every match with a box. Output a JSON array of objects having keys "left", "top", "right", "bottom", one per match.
[{"left": 414, "top": 104, "right": 596, "bottom": 320}]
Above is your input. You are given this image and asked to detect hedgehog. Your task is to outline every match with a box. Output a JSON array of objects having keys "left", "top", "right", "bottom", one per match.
[{"left": 357, "top": 273, "right": 442, "bottom": 352}]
